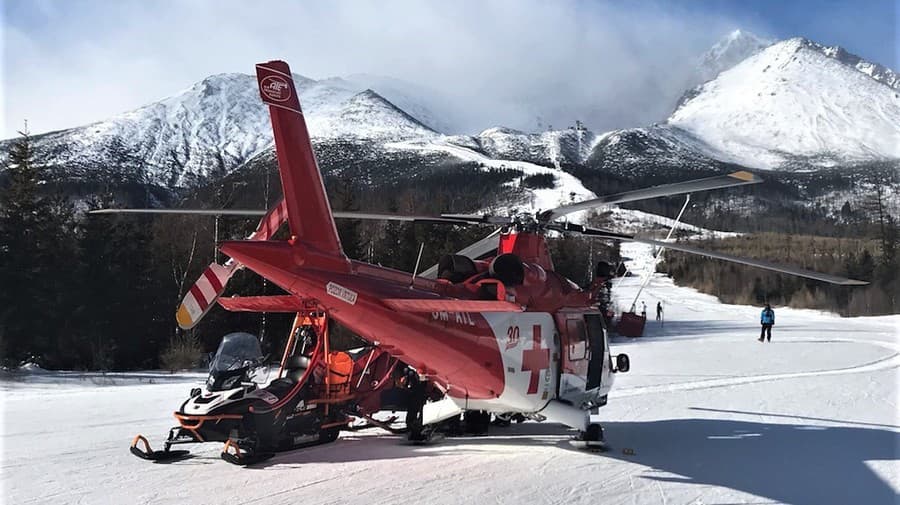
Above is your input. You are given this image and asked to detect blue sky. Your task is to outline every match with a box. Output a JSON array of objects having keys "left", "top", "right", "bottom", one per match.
[
  {"left": 662, "top": 0, "right": 897, "bottom": 67},
  {"left": 2, "top": 0, "right": 897, "bottom": 138}
]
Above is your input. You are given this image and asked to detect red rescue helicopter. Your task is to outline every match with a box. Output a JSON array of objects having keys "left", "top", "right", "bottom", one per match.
[{"left": 98, "top": 60, "right": 866, "bottom": 465}]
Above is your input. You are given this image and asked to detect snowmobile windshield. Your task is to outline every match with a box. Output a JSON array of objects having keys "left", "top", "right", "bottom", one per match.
[{"left": 210, "top": 332, "right": 264, "bottom": 373}]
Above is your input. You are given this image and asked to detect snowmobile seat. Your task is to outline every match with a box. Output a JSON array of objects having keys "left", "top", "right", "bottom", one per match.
[
  {"left": 285, "top": 355, "right": 310, "bottom": 383},
  {"left": 264, "top": 355, "right": 311, "bottom": 400},
  {"left": 266, "top": 356, "right": 309, "bottom": 398}
]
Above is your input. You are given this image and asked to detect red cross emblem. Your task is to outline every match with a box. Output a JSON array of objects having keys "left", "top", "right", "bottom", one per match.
[{"left": 521, "top": 324, "right": 550, "bottom": 394}]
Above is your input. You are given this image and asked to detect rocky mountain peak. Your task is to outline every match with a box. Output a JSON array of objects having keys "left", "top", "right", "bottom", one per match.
[{"left": 695, "top": 29, "right": 774, "bottom": 85}]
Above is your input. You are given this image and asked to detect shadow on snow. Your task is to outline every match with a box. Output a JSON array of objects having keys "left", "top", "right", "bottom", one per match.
[
  {"left": 246, "top": 415, "right": 898, "bottom": 505},
  {"left": 602, "top": 416, "right": 899, "bottom": 505}
]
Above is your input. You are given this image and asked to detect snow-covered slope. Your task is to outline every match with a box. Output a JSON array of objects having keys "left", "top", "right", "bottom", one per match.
[
  {"left": 342, "top": 73, "right": 462, "bottom": 134},
  {"left": 4, "top": 243, "right": 898, "bottom": 504},
  {"left": 8, "top": 73, "right": 437, "bottom": 187},
  {"left": 670, "top": 38, "right": 900, "bottom": 170},
  {"left": 26, "top": 73, "right": 272, "bottom": 186},
  {"left": 693, "top": 29, "right": 774, "bottom": 86},
  {"left": 441, "top": 126, "right": 596, "bottom": 167},
  {"left": 388, "top": 137, "right": 596, "bottom": 218},
  {"left": 306, "top": 89, "right": 436, "bottom": 140},
  {"left": 818, "top": 44, "right": 900, "bottom": 90},
  {"left": 587, "top": 124, "right": 736, "bottom": 176}
]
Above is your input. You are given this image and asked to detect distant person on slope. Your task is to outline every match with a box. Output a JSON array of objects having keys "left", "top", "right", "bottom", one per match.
[
  {"left": 759, "top": 304, "right": 775, "bottom": 342},
  {"left": 656, "top": 302, "right": 663, "bottom": 321},
  {"left": 641, "top": 301, "right": 647, "bottom": 318}
]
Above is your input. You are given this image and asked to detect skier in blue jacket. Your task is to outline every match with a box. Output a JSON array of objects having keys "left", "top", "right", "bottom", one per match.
[{"left": 759, "top": 304, "right": 775, "bottom": 342}]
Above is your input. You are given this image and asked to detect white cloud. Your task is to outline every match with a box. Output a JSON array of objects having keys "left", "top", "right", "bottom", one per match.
[{"left": 2, "top": 0, "right": 765, "bottom": 139}]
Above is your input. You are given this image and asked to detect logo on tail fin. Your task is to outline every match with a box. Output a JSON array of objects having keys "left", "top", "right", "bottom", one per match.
[{"left": 260, "top": 76, "right": 292, "bottom": 102}]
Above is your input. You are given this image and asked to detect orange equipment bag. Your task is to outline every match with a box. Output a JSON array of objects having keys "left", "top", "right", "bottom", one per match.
[{"left": 327, "top": 351, "right": 353, "bottom": 393}]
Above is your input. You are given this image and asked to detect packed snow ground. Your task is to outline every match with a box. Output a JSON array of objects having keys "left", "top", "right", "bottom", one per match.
[{"left": 2, "top": 243, "right": 898, "bottom": 505}]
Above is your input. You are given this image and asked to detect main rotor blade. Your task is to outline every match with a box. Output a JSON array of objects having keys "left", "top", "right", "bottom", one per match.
[
  {"left": 420, "top": 228, "right": 503, "bottom": 279},
  {"left": 541, "top": 171, "right": 763, "bottom": 221},
  {"left": 90, "top": 208, "right": 267, "bottom": 216},
  {"left": 91, "top": 208, "right": 484, "bottom": 225},
  {"left": 440, "top": 214, "right": 515, "bottom": 225},
  {"left": 551, "top": 223, "right": 868, "bottom": 286},
  {"left": 333, "top": 211, "right": 477, "bottom": 225}
]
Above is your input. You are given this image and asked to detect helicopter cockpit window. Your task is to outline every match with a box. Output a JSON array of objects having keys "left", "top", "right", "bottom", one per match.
[{"left": 566, "top": 319, "right": 587, "bottom": 361}]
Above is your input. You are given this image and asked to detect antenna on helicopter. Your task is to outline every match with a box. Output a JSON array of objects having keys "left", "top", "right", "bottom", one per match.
[{"left": 410, "top": 243, "right": 425, "bottom": 288}]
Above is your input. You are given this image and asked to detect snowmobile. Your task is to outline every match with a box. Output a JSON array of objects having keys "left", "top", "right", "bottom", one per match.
[{"left": 131, "top": 314, "right": 407, "bottom": 465}]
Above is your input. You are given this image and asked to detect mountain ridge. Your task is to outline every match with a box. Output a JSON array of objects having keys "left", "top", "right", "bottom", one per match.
[
  {"left": 2, "top": 32, "right": 897, "bottom": 229},
  {"left": 669, "top": 37, "right": 900, "bottom": 170}
]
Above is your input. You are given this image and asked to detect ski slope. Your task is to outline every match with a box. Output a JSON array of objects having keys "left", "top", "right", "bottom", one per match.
[
  {"left": 2, "top": 244, "right": 898, "bottom": 505},
  {"left": 387, "top": 138, "right": 596, "bottom": 218}
]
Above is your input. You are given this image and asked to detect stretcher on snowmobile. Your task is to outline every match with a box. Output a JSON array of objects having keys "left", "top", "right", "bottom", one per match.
[{"left": 130, "top": 313, "right": 410, "bottom": 465}]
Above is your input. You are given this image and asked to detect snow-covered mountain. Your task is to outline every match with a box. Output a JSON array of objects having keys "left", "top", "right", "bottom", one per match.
[
  {"left": 341, "top": 74, "right": 463, "bottom": 134},
  {"left": 5, "top": 73, "right": 437, "bottom": 187},
  {"left": 817, "top": 43, "right": 900, "bottom": 90},
  {"left": 693, "top": 29, "right": 774, "bottom": 86},
  {"left": 305, "top": 89, "right": 436, "bottom": 141},
  {"left": 669, "top": 37, "right": 900, "bottom": 170},
  {"left": 2, "top": 31, "right": 896, "bottom": 227},
  {"left": 438, "top": 126, "right": 596, "bottom": 167},
  {"left": 586, "top": 125, "right": 736, "bottom": 177}
]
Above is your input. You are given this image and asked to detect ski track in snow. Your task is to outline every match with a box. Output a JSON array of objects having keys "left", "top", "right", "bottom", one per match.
[
  {"left": 612, "top": 341, "right": 899, "bottom": 399},
  {"left": 2, "top": 243, "right": 899, "bottom": 505}
]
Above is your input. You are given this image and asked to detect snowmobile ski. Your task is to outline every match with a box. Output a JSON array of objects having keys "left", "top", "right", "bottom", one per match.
[
  {"left": 221, "top": 439, "right": 275, "bottom": 466},
  {"left": 357, "top": 415, "right": 407, "bottom": 435},
  {"left": 129, "top": 435, "right": 191, "bottom": 462}
]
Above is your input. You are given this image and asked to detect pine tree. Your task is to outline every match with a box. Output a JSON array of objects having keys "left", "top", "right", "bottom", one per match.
[
  {"left": 332, "top": 178, "right": 365, "bottom": 260},
  {"left": 0, "top": 125, "right": 78, "bottom": 366},
  {"left": 74, "top": 195, "right": 124, "bottom": 369},
  {"left": 0, "top": 127, "right": 45, "bottom": 364}
]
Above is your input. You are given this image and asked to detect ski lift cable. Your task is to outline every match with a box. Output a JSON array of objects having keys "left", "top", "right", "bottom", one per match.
[{"left": 630, "top": 194, "right": 690, "bottom": 312}]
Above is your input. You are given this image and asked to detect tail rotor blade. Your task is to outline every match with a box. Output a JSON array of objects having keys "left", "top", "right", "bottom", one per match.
[
  {"left": 249, "top": 199, "right": 288, "bottom": 241},
  {"left": 177, "top": 262, "right": 239, "bottom": 329},
  {"left": 176, "top": 200, "right": 290, "bottom": 329}
]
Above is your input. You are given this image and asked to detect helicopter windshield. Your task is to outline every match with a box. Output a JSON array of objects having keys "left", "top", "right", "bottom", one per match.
[{"left": 210, "top": 332, "right": 264, "bottom": 373}]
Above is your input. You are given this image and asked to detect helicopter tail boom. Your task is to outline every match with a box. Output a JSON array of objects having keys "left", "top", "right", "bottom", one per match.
[{"left": 255, "top": 61, "right": 346, "bottom": 260}]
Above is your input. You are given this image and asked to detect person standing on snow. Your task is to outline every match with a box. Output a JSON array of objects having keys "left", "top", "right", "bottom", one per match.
[
  {"left": 759, "top": 304, "right": 775, "bottom": 342},
  {"left": 641, "top": 301, "right": 647, "bottom": 318},
  {"left": 656, "top": 302, "right": 663, "bottom": 321}
]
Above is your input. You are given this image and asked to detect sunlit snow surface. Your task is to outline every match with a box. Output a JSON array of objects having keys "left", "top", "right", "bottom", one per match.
[
  {"left": 388, "top": 138, "right": 596, "bottom": 220},
  {"left": 670, "top": 38, "right": 900, "bottom": 169},
  {"left": 2, "top": 242, "right": 898, "bottom": 505}
]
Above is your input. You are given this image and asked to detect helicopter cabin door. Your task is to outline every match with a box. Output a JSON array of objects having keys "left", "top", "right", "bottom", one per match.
[
  {"left": 556, "top": 312, "right": 606, "bottom": 404},
  {"left": 583, "top": 313, "right": 606, "bottom": 390}
]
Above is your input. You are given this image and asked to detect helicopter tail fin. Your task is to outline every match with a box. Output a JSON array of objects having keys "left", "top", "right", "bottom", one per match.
[{"left": 255, "top": 61, "right": 345, "bottom": 260}]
